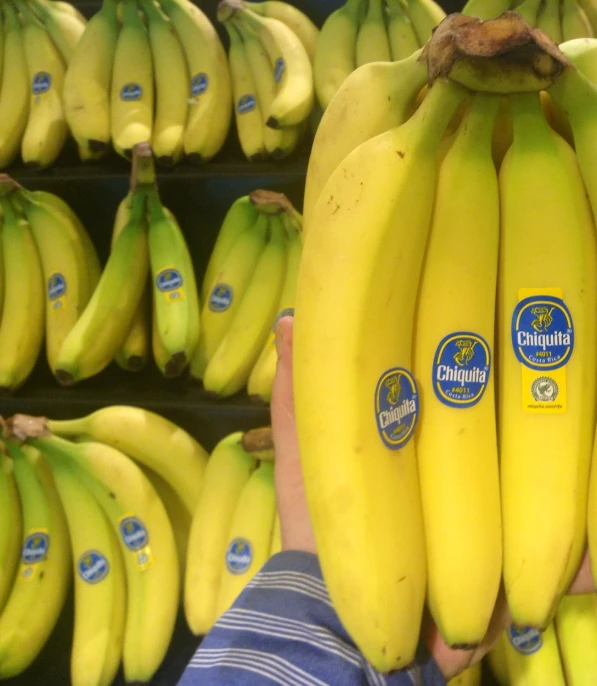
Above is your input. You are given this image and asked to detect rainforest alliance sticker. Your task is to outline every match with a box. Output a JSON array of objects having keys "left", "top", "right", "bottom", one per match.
[
  {"left": 21, "top": 530, "right": 50, "bottom": 565},
  {"left": 511, "top": 295, "right": 574, "bottom": 371},
  {"left": 191, "top": 73, "right": 208, "bottom": 98},
  {"left": 374, "top": 367, "right": 419, "bottom": 450},
  {"left": 274, "top": 57, "right": 285, "bottom": 83},
  {"left": 508, "top": 626, "right": 543, "bottom": 655},
  {"left": 156, "top": 267, "right": 185, "bottom": 302},
  {"left": 432, "top": 332, "right": 491, "bottom": 408},
  {"left": 119, "top": 516, "right": 149, "bottom": 552},
  {"left": 237, "top": 94, "right": 257, "bottom": 114},
  {"left": 120, "top": 83, "right": 143, "bottom": 101},
  {"left": 78, "top": 550, "right": 110, "bottom": 584},
  {"left": 209, "top": 284, "right": 233, "bottom": 312},
  {"left": 32, "top": 72, "right": 51, "bottom": 95},
  {"left": 226, "top": 538, "right": 253, "bottom": 575}
]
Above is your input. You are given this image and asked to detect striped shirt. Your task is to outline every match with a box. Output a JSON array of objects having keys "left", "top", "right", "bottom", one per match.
[{"left": 179, "top": 551, "right": 445, "bottom": 685}]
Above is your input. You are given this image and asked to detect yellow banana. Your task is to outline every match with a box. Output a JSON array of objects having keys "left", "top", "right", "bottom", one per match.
[
  {"left": 555, "top": 593, "right": 597, "bottom": 683},
  {"left": 407, "top": 0, "right": 446, "bottom": 45},
  {"left": 0, "top": 454, "right": 22, "bottom": 615},
  {"left": 536, "top": 0, "right": 563, "bottom": 42},
  {"left": 356, "top": 0, "right": 392, "bottom": 66},
  {"left": 386, "top": 0, "right": 421, "bottom": 60},
  {"left": 562, "top": 0, "right": 594, "bottom": 40},
  {"left": 503, "top": 624, "right": 566, "bottom": 685}
]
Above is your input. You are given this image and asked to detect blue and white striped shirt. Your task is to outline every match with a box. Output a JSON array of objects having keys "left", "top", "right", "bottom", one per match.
[{"left": 179, "top": 551, "right": 445, "bottom": 685}]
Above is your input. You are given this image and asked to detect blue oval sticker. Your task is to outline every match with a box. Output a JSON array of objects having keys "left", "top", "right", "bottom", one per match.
[
  {"left": 48, "top": 273, "right": 66, "bottom": 301},
  {"left": 191, "top": 73, "right": 208, "bottom": 97},
  {"left": 508, "top": 626, "right": 543, "bottom": 655},
  {"left": 120, "top": 83, "right": 143, "bottom": 101},
  {"left": 78, "top": 550, "right": 110, "bottom": 584},
  {"left": 156, "top": 268, "right": 183, "bottom": 293},
  {"left": 119, "top": 516, "right": 149, "bottom": 552},
  {"left": 432, "top": 332, "right": 491, "bottom": 408},
  {"left": 22, "top": 531, "right": 50, "bottom": 565},
  {"left": 225, "top": 537, "right": 253, "bottom": 575},
  {"left": 511, "top": 295, "right": 574, "bottom": 371},
  {"left": 374, "top": 367, "right": 419, "bottom": 450},
  {"left": 274, "top": 57, "right": 285, "bottom": 83},
  {"left": 32, "top": 72, "right": 51, "bottom": 95},
  {"left": 238, "top": 94, "right": 257, "bottom": 114},
  {"left": 209, "top": 284, "right": 233, "bottom": 313}
]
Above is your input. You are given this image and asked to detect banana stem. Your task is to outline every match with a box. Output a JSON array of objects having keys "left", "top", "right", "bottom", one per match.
[
  {"left": 131, "top": 142, "right": 156, "bottom": 189},
  {"left": 45, "top": 417, "right": 86, "bottom": 438},
  {"left": 509, "top": 91, "right": 551, "bottom": 144}
]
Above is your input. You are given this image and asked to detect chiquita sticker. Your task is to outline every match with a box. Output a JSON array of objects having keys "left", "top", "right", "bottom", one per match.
[
  {"left": 274, "top": 57, "right": 285, "bottom": 83},
  {"left": 120, "top": 83, "right": 143, "bottom": 102},
  {"left": 78, "top": 550, "right": 110, "bottom": 585},
  {"left": 156, "top": 268, "right": 185, "bottom": 302},
  {"left": 20, "top": 530, "right": 50, "bottom": 581},
  {"left": 119, "top": 516, "right": 149, "bottom": 552},
  {"left": 432, "top": 332, "right": 491, "bottom": 408},
  {"left": 374, "top": 367, "right": 419, "bottom": 450},
  {"left": 190, "top": 73, "right": 208, "bottom": 98},
  {"left": 48, "top": 273, "right": 67, "bottom": 310},
  {"left": 226, "top": 538, "right": 253, "bottom": 575},
  {"left": 32, "top": 72, "right": 51, "bottom": 95},
  {"left": 237, "top": 95, "right": 257, "bottom": 114},
  {"left": 508, "top": 626, "right": 543, "bottom": 655},
  {"left": 511, "top": 295, "right": 574, "bottom": 371},
  {"left": 209, "top": 284, "right": 233, "bottom": 312}
]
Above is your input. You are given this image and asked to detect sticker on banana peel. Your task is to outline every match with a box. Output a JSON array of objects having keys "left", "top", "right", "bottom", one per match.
[
  {"left": 274, "top": 58, "right": 285, "bottom": 83},
  {"left": 374, "top": 367, "right": 419, "bottom": 450},
  {"left": 238, "top": 95, "right": 257, "bottom": 114},
  {"left": 48, "top": 273, "right": 67, "bottom": 310},
  {"left": 119, "top": 516, "right": 149, "bottom": 552},
  {"left": 120, "top": 82, "right": 143, "bottom": 102},
  {"left": 226, "top": 538, "right": 253, "bottom": 575},
  {"left": 272, "top": 307, "right": 295, "bottom": 332},
  {"left": 514, "top": 289, "right": 571, "bottom": 414},
  {"left": 432, "top": 332, "right": 491, "bottom": 408},
  {"left": 511, "top": 295, "right": 574, "bottom": 371},
  {"left": 508, "top": 626, "right": 543, "bottom": 655},
  {"left": 209, "top": 284, "right": 233, "bottom": 312},
  {"left": 190, "top": 73, "right": 208, "bottom": 98},
  {"left": 78, "top": 550, "right": 110, "bottom": 585},
  {"left": 19, "top": 530, "right": 50, "bottom": 581},
  {"left": 156, "top": 268, "right": 185, "bottom": 302},
  {"left": 32, "top": 72, "right": 51, "bottom": 95}
]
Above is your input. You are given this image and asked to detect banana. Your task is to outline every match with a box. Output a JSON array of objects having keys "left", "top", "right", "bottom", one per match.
[
  {"left": 577, "top": 0, "right": 597, "bottom": 32},
  {"left": 0, "top": 4, "right": 5, "bottom": 82},
  {"left": 54, "top": 1, "right": 88, "bottom": 23},
  {"left": 46, "top": 454, "right": 125, "bottom": 686},
  {"left": 29, "top": 0, "right": 86, "bottom": 64},
  {"left": 29, "top": 433, "right": 179, "bottom": 684},
  {"left": 185, "top": 433, "right": 256, "bottom": 635},
  {"left": 18, "top": 190, "right": 92, "bottom": 371},
  {"left": 293, "top": 78, "right": 466, "bottom": 672},
  {"left": 386, "top": 0, "right": 421, "bottom": 60},
  {"left": 201, "top": 195, "right": 259, "bottom": 304},
  {"left": 142, "top": 466, "right": 191, "bottom": 588},
  {"left": 235, "top": 6, "right": 313, "bottom": 129},
  {"left": 63, "top": 0, "right": 119, "bottom": 158},
  {"left": 0, "top": 3, "right": 29, "bottom": 169},
  {"left": 215, "top": 461, "right": 276, "bottom": 619},
  {"left": 562, "top": 0, "right": 594, "bottom": 40},
  {"left": 19, "top": 0, "right": 68, "bottom": 169},
  {"left": 0, "top": 197, "right": 44, "bottom": 391},
  {"left": 204, "top": 214, "right": 287, "bottom": 397},
  {"left": 555, "top": 593, "right": 597, "bottom": 682},
  {"left": 111, "top": 0, "right": 154, "bottom": 159},
  {"left": 499, "top": 92, "right": 597, "bottom": 628},
  {"left": 414, "top": 94, "right": 502, "bottom": 648},
  {"left": 46, "top": 405, "right": 208, "bottom": 517},
  {"left": 536, "top": 0, "right": 563, "bottom": 42},
  {"left": 54, "top": 188, "right": 149, "bottom": 386},
  {"left": 191, "top": 213, "right": 268, "bottom": 380},
  {"left": 141, "top": 0, "right": 189, "bottom": 166},
  {"left": 224, "top": 21, "right": 266, "bottom": 162},
  {"left": 503, "top": 624, "right": 566, "bottom": 685},
  {"left": 447, "top": 662, "right": 481, "bottom": 686},
  {"left": 304, "top": 49, "right": 427, "bottom": 231},
  {"left": 0, "top": 454, "right": 21, "bottom": 615},
  {"left": 487, "top": 632, "right": 509, "bottom": 686},
  {"left": 492, "top": 95, "right": 513, "bottom": 168},
  {"left": 313, "top": 0, "right": 361, "bottom": 110},
  {"left": 0, "top": 444, "right": 70, "bottom": 678},
  {"left": 407, "top": 0, "right": 446, "bottom": 45},
  {"left": 356, "top": 0, "right": 392, "bottom": 66},
  {"left": 147, "top": 187, "right": 200, "bottom": 377},
  {"left": 270, "top": 514, "right": 282, "bottom": 557},
  {"left": 232, "top": 16, "right": 299, "bottom": 158},
  {"left": 161, "top": 0, "right": 232, "bottom": 163},
  {"left": 248, "top": 213, "right": 302, "bottom": 403},
  {"left": 559, "top": 37, "right": 597, "bottom": 80},
  {"left": 246, "top": 1, "right": 319, "bottom": 62},
  {"left": 515, "top": 0, "right": 543, "bottom": 25},
  {"left": 461, "top": 0, "right": 512, "bottom": 19}
]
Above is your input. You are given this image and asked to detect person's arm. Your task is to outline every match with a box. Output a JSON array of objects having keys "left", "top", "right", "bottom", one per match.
[{"left": 179, "top": 549, "right": 445, "bottom": 685}]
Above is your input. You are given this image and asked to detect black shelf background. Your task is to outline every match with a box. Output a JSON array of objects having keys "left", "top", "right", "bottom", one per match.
[{"left": 1, "top": 0, "right": 503, "bottom": 684}]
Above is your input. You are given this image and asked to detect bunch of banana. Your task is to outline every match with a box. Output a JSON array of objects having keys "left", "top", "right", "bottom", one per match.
[
  {"left": 0, "top": 406, "right": 207, "bottom": 683},
  {"left": 64, "top": 0, "right": 232, "bottom": 163},
  {"left": 185, "top": 427, "right": 279, "bottom": 635},
  {"left": 192, "top": 189, "right": 302, "bottom": 400},
  {"left": 463, "top": 0, "right": 595, "bottom": 39},
  {"left": 314, "top": 0, "right": 444, "bottom": 110},
  {"left": 217, "top": 0, "right": 315, "bottom": 161}
]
